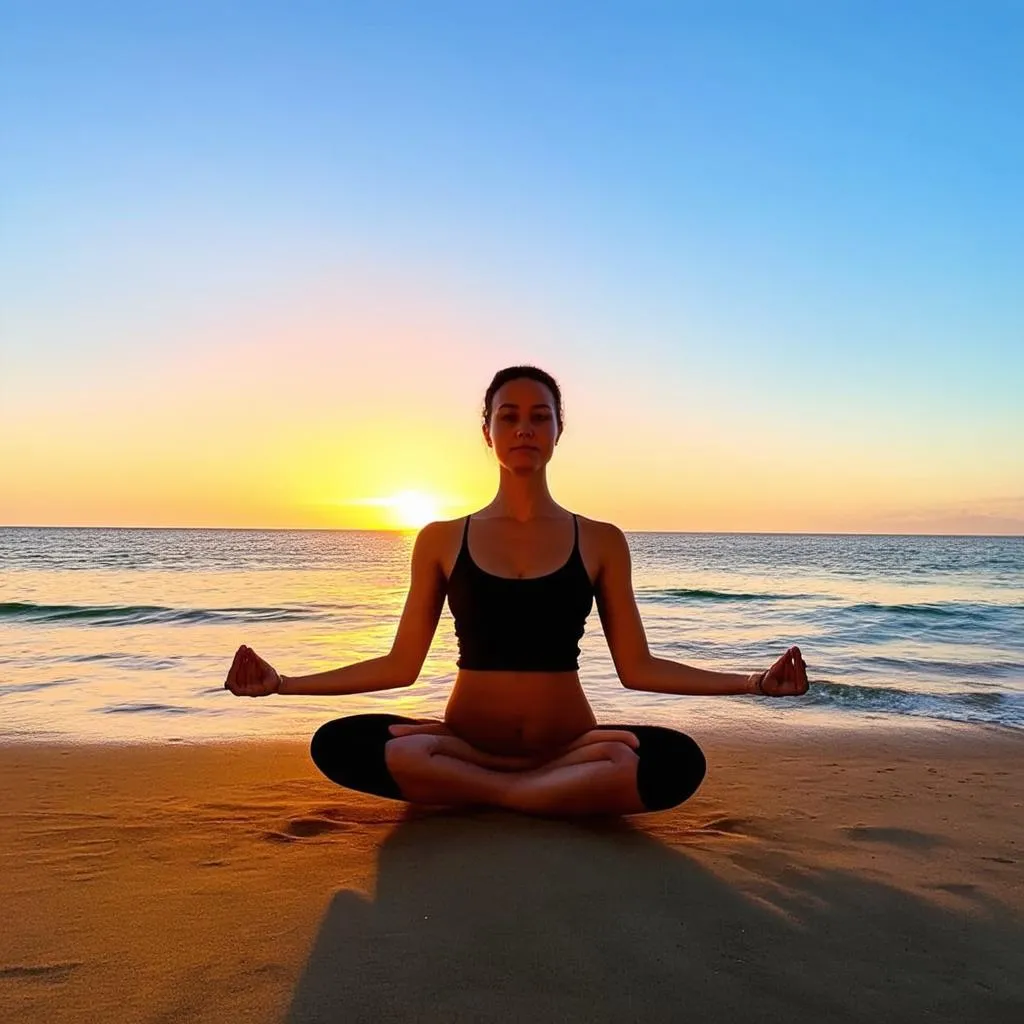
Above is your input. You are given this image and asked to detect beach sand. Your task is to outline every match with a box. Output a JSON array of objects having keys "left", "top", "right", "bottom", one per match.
[{"left": 2, "top": 724, "right": 1022, "bottom": 1023}]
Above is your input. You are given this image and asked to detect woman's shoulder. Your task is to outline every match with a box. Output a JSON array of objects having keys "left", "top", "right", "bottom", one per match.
[
  {"left": 415, "top": 516, "right": 468, "bottom": 547},
  {"left": 573, "top": 515, "right": 631, "bottom": 577},
  {"left": 413, "top": 517, "right": 470, "bottom": 575},
  {"left": 575, "top": 513, "right": 627, "bottom": 543},
  {"left": 415, "top": 512, "right": 628, "bottom": 552},
  {"left": 420, "top": 515, "right": 468, "bottom": 530}
]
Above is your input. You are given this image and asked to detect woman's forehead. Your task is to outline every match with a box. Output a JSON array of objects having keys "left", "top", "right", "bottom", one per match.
[{"left": 494, "top": 379, "right": 554, "bottom": 405}]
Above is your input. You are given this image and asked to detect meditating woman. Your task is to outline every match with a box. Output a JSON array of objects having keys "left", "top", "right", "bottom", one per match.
[{"left": 224, "top": 365, "right": 809, "bottom": 816}]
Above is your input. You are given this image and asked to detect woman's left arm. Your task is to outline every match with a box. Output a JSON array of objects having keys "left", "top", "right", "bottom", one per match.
[{"left": 594, "top": 523, "right": 809, "bottom": 697}]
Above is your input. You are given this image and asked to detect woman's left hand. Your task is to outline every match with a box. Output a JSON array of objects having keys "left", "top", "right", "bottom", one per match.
[
  {"left": 756, "top": 645, "right": 809, "bottom": 697},
  {"left": 224, "top": 645, "right": 282, "bottom": 697}
]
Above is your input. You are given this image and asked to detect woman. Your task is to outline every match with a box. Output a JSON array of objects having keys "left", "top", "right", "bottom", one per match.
[{"left": 225, "top": 365, "right": 809, "bottom": 816}]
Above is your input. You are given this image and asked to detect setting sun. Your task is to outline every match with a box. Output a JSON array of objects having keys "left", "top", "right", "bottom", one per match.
[{"left": 387, "top": 490, "right": 441, "bottom": 530}]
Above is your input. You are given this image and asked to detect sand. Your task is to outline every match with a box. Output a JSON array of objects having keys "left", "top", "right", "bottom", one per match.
[{"left": 2, "top": 723, "right": 1022, "bottom": 1023}]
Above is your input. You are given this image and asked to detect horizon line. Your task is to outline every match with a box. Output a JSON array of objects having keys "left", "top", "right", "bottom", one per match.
[{"left": 1, "top": 524, "right": 1021, "bottom": 540}]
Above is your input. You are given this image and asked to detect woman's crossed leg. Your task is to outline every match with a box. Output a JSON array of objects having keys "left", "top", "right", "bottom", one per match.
[{"left": 310, "top": 715, "right": 706, "bottom": 817}]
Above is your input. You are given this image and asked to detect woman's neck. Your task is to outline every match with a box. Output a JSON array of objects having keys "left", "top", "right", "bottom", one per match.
[{"left": 484, "top": 470, "right": 562, "bottom": 523}]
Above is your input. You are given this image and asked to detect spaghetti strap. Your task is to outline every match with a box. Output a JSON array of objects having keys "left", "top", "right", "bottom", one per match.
[{"left": 442, "top": 509, "right": 594, "bottom": 671}]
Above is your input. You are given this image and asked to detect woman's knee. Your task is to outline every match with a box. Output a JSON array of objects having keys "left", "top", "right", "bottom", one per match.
[
  {"left": 600, "top": 724, "right": 706, "bottom": 812},
  {"left": 636, "top": 728, "right": 706, "bottom": 811},
  {"left": 309, "top": 713, "right": 414, "bottom": 800}
]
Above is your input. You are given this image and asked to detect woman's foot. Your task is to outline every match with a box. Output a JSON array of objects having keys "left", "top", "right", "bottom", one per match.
[{"left": 384, "top": 731, "right": 646, "bottom": 816}]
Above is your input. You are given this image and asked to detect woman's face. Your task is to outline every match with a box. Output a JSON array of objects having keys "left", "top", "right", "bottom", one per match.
[{"left": 484, "top": 377, "right": 561, "bottom": 472}]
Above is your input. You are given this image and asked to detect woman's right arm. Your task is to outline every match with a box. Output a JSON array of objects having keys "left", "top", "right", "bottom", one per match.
[{"left": 225, "top": 522, "right": 448, "bottom": 697}]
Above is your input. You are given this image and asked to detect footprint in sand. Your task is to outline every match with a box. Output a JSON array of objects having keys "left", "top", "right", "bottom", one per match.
[
  {"left": 696, "top": 816, "right": 764, "bottom": 837},
  {"left": 0, "top": 962, "right": 83, "bottom": 982},
  {"left": 263, "top": 816, "right": 358, "bottom": 841},
  {"left": 840, "top": 825, "right": 945, "bottom": 850},
  {"left": 926, "top": 882, "right": 978, "bottom": 896}
]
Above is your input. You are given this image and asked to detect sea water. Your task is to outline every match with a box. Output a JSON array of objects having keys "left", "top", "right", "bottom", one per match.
[{"left": 1, "top": 528, "right": 1021, "bottom": 742}]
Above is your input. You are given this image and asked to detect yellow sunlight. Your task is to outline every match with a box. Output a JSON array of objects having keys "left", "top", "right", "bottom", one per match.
[{"left": 387, "top": 490, "right": 441, "bottom": 530}]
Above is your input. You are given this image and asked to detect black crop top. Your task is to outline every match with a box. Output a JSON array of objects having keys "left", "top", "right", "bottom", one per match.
[{"left": 446, "top": 514, "right": 595, "bottom": 671}]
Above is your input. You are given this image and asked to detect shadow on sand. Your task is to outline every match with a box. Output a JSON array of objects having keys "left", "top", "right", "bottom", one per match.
[{"left": 286, "top": 810, "right": 1022, "bottom": 1023}]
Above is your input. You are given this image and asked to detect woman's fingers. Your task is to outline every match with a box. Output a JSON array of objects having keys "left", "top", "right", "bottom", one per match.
[
  {"left": 250, "top": 649, "right": 272, "bottom": 695},
  {"left": 250, "top": 648, "right": 270, "bottom": 690},
  {"left": 231, "top": 646, "right": 283, "bottom": 697},
  {"left": 226, "top": 645, "right": 279, "bottom": 697},
  {"left": 764, "top": 649, "right": 789, "bottom": 694},
  {"left": 789, "top": 646, "right": 805, "bottom": 679},
  {"left": 246, "top": 647, "right": 260, "bottom": 692},
  {"left": 760, "top": 646, "right": 809, "bottom": 696},
  {"left": 388, "top": 720, "right": 448, "bottom": 737},
  {"left": 228, "top": 646, "right": 251, "bottom": 695},
  {"left": 794, "top": 647, "right": 809, "bottom": 693},
  {"left": 783, "top": 651, "right": 798, "bottom": 693},
  {"left": 242, "top": 647, "right": 259, "bottom": 693},
  {"left": 784, "top": 646, "right": 808, "bottom": 694},
  {"left": 783, "top": 646, "right": 801, "bottom": 685},
  {"left": 779, "top": 649, "right": 797, "bottom": 694},
  {"left": 225, "top": 647, "right": 242, "bottom": 691},
  {"left": 563, "top": 729, "right": 639, "bottom": 751},
  {"left": 254, "top": 652, "right": 281, "bottom": 695}
]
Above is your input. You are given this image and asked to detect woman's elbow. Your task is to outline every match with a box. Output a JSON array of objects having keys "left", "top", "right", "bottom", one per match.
[
  {"left": 387, "top": 653, "right": 423, "bottom": 687},
  {"left": 614, "top": 663, "right": 638, "bottom": 688},
  {"left": 390, "top": 665, "right": 419, "bottom": 688},
  {"left": 617, "top": 658, "right": 649, "bottom": 690}
]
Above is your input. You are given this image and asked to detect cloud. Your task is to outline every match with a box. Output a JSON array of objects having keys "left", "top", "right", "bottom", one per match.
[{"left": 874, "top": 496, "right": 1024, "bottom": 535}]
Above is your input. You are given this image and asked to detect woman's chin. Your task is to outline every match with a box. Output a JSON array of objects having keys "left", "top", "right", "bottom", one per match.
[{"left": 505, "top": 449, "right": 547, "bottom": 465}]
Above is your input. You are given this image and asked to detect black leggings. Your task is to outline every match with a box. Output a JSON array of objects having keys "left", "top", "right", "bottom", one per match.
[{"left": 310, "top": 714, "right": 706, "bottom": 813}]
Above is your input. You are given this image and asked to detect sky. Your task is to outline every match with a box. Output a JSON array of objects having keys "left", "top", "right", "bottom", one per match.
[{"left": 1, "top": 0, "right": 1021, "bottom": 533}]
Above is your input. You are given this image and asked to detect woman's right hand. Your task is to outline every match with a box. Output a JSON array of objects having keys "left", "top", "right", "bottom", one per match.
[
  {"left": 225, "top": 645, "right": 282, "bottom": 697},
  {"left": 755, "top": 645, "right": 808, "bottom": 697}
]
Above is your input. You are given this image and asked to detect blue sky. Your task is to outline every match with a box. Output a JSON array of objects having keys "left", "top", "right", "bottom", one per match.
[{"left": 2, "top": 1, "right": 1022, "bottom": 531}]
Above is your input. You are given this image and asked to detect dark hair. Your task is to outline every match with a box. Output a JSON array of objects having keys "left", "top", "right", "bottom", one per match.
[{"left": 482, "top": 365, "right": 564, "bottom": 435}]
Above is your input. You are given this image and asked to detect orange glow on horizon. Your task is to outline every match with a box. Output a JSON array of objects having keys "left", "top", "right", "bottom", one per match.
[{"left": 385, "top": 490, "right": 442, "bottom": 530}]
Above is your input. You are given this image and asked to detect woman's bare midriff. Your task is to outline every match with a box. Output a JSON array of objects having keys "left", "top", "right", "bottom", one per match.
[{"left": 443, "top": 669, "right": 598, "bottom": 757}]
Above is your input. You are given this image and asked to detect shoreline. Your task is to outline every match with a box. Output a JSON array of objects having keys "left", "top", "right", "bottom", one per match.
[
  {"left": 3, "top": 726, "right": 1022, "bottom": 1022},
  {"left": 2, "top": 712, "right": 1019, "bottom": 747}
]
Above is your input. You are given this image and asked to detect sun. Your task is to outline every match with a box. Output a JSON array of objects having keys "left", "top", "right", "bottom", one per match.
[{"left": 387, "top": 490, "right": 440, "bottom": 530}]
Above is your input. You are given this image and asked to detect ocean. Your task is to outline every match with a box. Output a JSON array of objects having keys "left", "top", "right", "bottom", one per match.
[{"left": 1, "top": 527, "right": 1022, "bottom": 742}]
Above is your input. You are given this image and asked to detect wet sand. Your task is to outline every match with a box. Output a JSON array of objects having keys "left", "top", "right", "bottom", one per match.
[{"left": 2, "top": 724, "right": 1022, "bottom": 1022}]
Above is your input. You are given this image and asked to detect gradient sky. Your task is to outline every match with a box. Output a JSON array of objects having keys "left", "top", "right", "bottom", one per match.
[{"left": 2, "top": 1, "right": 1021, "bottom": 533}]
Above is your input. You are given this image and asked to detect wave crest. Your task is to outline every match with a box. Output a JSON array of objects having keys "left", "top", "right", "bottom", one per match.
[
  {"left": 792, "top": 680, "right": 1023, "bottom": 728},
  {"left": 0, "top": 601, "right": 321, "bottom": 626}
]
